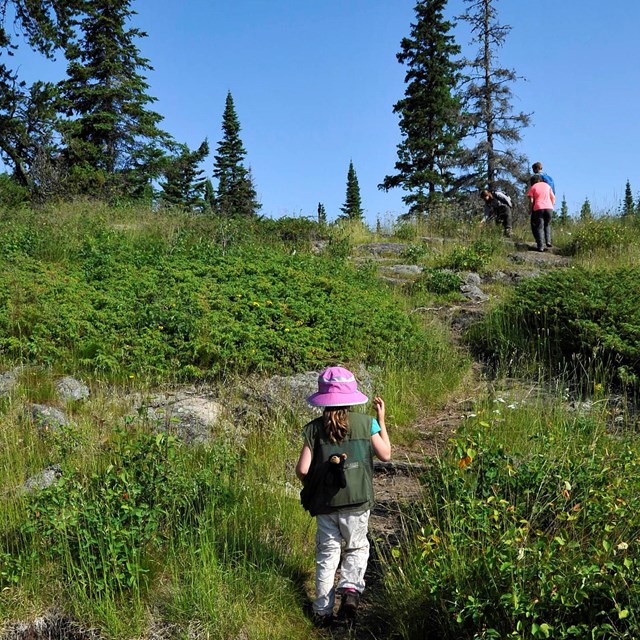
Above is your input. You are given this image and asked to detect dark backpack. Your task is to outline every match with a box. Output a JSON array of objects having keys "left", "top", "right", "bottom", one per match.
[{"left": 300, "top": 438, "right": 347, "bottom": 516}]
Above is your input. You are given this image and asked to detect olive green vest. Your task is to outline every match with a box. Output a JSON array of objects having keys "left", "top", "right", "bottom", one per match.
[{"left": 302, "top": 412, "right": 374, "bottom": 514}]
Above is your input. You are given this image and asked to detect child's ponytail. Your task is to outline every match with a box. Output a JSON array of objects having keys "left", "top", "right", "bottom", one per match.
[{"left": 323, "top": 407, "right": 349, "bottom": 444}]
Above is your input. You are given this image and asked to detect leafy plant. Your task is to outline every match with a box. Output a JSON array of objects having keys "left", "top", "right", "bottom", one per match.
[
  {"left": 401, "top": 243, "right": 429, "bottom": 264},
  {"left": 466, "top": 266, "right": 640, "bottom": 389},
  {"left": 0, "top": 211, "right": 435, "bottom": 380},
  {"left": 384, "top": 418, "right": 640, "bottom": 639},
  {"left": 411, "top": 268, "right": 462, "bottom": 295},
  {"left": 27, "top": 426, "right": 234, "bottom": 595},
  {"left": 437, "top": 239, "right": 497, "bottom": 272},
  {"left": 394, "top": 221, "right": 418, "bottom": 241},
  {"left": 569, "top": 218, "right": 631, "bottom": 255}
]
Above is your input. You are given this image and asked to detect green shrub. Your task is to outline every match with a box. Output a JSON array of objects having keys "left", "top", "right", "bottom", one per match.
[
  {"left": 401, "top": 243, "right": 429, "bottom": 264},
  {"left": 394, "top": 221, "right": 418, "bottom": 241},
  {"left": 412, "top": 268, "right": 462, "bottom": 295},
  {"left": 467, "top": 266, "right": 640, "bottom": 388},
  {"left": 323, "top": 233, "right": 351, "bottom": 260},
  {"left": 386, "top": 420, "right": 640, "bottom": 639},
  {"left": 0, "top": 210, "right": 435, "bottom": 380},
  {"left": 26, "top": 426, "right": 235, "bottom": 595},
  {"left": 0, "top": 173, "right": 30, "bottom": 209},
  {"left": 259, "top": 216, "right": 324, "bottom": 248},
  {"left": 437, "top": 239, "right": 497, "bottom": 272},
  {"left": 569, "top": 218, "right": 631, "bottom": 255}
]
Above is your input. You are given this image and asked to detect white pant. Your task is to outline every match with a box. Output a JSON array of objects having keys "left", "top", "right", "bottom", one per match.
[{"left": 313, "top": 509, "right": 370, "bottom": 616}]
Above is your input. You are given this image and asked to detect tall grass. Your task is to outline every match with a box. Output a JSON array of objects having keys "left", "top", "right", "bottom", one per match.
[
  {"left": 3, "top": 201, "right": 640, "bottom": 638},
  {"left": 166, "top": 413, "right": 314, "bottom": 639},
  {"left": 381, "top": 392, "right": 640, "bottom": 639}
]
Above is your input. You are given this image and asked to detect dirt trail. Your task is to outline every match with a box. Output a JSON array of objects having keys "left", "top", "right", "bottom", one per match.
[{"left": 330, "top": 241, "right": 571, "bottom": 639}]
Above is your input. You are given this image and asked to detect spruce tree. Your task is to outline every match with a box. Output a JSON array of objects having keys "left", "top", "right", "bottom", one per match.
[
  {"left": 317, "top": 202, "right": 327, "bottom": 224},
  {"left": 341, "top": 160, "right": 364, "bottom": 220},
  {"left": 59, "top": 0, "right": 169, "bottom": 200},
  {"left": 0, "top": 80, "right": 61, "bottom": 196},
  {"left": 204, "top": 179, "right": 216, "bottom": 213},
  {"left": 623, "top": 179, "right": 634, "bottom": 217},
  {"left": 458, "top": 0, "right": 530, "bottom": 191},
  {"left": 0, "top": 1, "right": 82, "bottom": 192},
  {"left": 380, "top": 0, "right": 465, "bottom": 216},
  {"left": 580, "top": 198, "right": 593, "bottom": 221},
  {"left": 0, "top": 0, "right": 81, "bottom": 56},
  {"left": 212, "top": 92, "right": 260, "bottom": 217},
  {"left": 160, "top": 140, "right": 209, "bottom": 211},
  {"left": 559, "top": 195, "right": 569, "bottom": 224}
]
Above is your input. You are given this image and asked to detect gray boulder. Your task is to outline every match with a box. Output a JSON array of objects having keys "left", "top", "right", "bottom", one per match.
[
  {"left": 0, "top": 367, "right": 22, "bottom": 396},
  {"left": 462, "top": 271, "right": 482, "bottom": 287},
  {"left": 460, "top": 284, "right": 489, "bottom": 303},
  {"left": 143, "top": 391, "right": 221, "bottom": 445},
  {"left": 381, "top": 264, "right": 423, "bottom": 276},
  {"left": 22, "top": 465, "right": 62, "bottom": 494},
  {"left": 29, "top": 404, "right": 68, "bottom": 433},
  {"left": 56, "top": 376, "right": 90, "bottom": 402}
]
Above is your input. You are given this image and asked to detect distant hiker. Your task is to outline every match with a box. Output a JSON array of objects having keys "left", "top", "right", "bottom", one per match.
[
  {"left": 479, "top": 189, "right": 513, "bottom": 237},
  {"left": 296, "top": 366, "right": 391, "bottom": 628},
  {"left": 526, "top": 174, "right": 556, "bottom": 251},
  {"left": 532, "top": 161, "right": 555, "bottom": 194}
]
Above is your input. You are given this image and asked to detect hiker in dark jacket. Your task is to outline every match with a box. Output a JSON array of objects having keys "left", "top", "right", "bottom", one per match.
[{"left": 480, "top": 189, "right": 512, "bottom": 237}]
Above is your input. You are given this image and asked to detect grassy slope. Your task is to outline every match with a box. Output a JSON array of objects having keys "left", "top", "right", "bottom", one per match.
[{"left": 2, "top": 204, "right": 640, "bottom": 638}]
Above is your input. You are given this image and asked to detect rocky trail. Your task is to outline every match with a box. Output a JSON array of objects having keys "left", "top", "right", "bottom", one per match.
[{"left": 327, "top": 238, "right": 571, "bottom": 639}]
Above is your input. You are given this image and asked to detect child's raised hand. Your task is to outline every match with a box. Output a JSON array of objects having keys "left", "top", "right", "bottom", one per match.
[{"left": 373, "top": 396, "right": 385, "bottom": 422}]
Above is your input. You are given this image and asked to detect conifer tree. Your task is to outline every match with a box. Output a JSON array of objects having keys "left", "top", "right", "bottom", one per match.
[
  {"left": 580, "top": 198, "right": 593, "bottom": 221},
  {"left": 160, "top": 140, "right": 209, "bottom": 211},
  {"left": 212, "top": 92, "right": 260, "bottom": 217},
  {"left": 380, "top": 0, "right": 465, "bottom": 216},
  {"left": 204, "top": 179, "right": 216, "bottom": 213},
  {"left": 341, "top": 160, "right": 364, "bottom": 220},
  {"left": 317, "top": 202, "right": 327, "bottom": 224},
  {"left": 559, "top": 195, "right": 569, "bottom": 224},
  {"left": 0, "top": 80, "right": 61, "bottom": 196},
  {"left": 59, "top": 0, "right": 169, "bottom": 200},
  {"left": 623, "top": 179, "right": 634, "bottom": 217},
  {"left": 458, "top": 0, "right": 530, "bottom": 191},
  {"left": 0, "top": 0, "right": 82, "bottom": 191}
]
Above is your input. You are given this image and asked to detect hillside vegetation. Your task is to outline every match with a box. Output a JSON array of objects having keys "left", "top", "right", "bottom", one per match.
[
  {"left": 1, "top": 204, "right": 640, "bottom": 640},
  {"left": 0, "top": 204, "right": 440, "bottom": 382}
]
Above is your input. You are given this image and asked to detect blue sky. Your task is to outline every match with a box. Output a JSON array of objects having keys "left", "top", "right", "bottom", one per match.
[{"left": 10, "top": 0, "right": 640, "bottom": 224}]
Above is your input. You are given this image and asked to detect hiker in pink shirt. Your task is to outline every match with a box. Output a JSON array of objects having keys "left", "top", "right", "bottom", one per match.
[{"left": 526, "top": 175, "right": 556, "bottom": 252}]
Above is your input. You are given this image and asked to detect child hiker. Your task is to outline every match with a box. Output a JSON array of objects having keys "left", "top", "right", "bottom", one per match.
[{"left": 295, "top": 366, "right": 391, "bottom": 627}]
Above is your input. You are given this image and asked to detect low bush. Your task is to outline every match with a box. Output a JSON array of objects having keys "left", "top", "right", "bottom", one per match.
[
  {"left": 466, "top": 266, "right": 640, "bottom": 388},
  {"left": 26, "top": 426, "right": 235, "bottom": 595},
  {"left": 411, "top": 268, "right": 463, "bottom": 296},
  {"left": 0, "top": 211, "right": 432, "bottom": 381},
  {"left": 436, "top": 239, "right": 497, "bottom": 272},
  {"left": 401, "top": 243, "right": 430, "bottom": 264},
  {"left": 385, "top": 417, "right": 640, "bottom": 639},
  {"left": 394, "top": 221, "right": 418, "bottom": 241},
  {"left": 569, "top": 218, "right": 632, "bottom": 256}
]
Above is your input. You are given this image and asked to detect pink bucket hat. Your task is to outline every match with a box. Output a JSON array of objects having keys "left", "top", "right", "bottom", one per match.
[{"left": 306, "top": 366, "right": 368, "bottom": 407}]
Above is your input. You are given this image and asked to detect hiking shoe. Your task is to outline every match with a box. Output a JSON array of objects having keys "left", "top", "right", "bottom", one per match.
[
  {"left": 311, "top": 612, "right": 333, "bottom": 628},
  {"left": 338, "top": 589, "right": 361, "bottom": 619}
]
